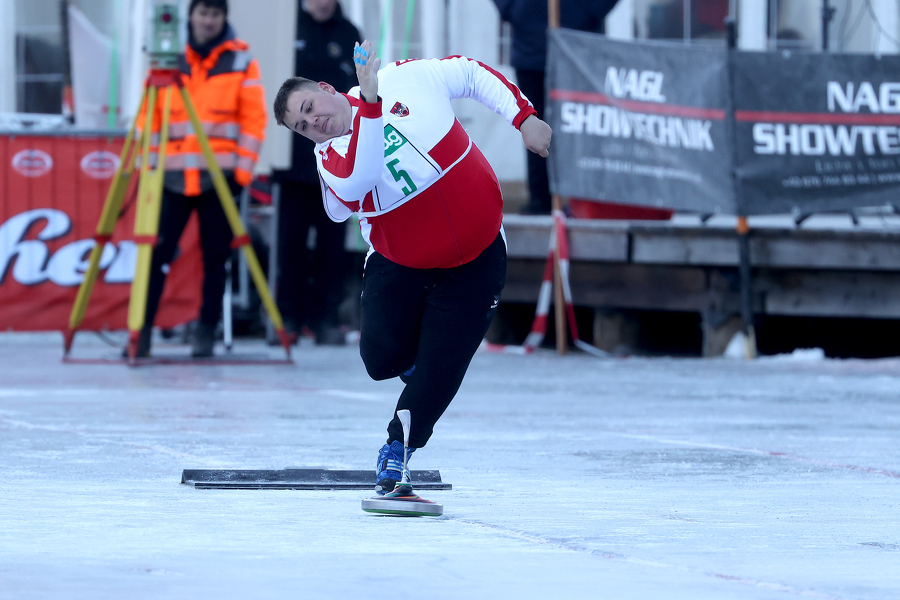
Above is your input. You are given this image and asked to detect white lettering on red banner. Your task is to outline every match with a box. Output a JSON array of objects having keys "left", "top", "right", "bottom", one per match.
[{"left": 0, "top": 209, "right": 135, "bottom": 287}]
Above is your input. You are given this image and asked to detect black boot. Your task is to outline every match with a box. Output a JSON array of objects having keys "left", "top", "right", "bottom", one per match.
[
  {"left": 191, "top": 322, "right": 216, "bottom": 358},
  {"left": 121, "top": 327, "right": 151, "bottom": 358}
]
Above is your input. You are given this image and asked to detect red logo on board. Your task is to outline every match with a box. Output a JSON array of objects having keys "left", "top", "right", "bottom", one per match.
[
  {"left": 11, "top": 149, "right": 54, "bottom": 177},
  {"left": 80, "top": 151, "right": 120, "bottom": 179}
]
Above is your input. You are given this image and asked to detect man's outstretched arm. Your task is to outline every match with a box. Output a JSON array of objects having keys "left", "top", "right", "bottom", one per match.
[{"left": 410, "top": 55, "right": 552, "bottom": 156}]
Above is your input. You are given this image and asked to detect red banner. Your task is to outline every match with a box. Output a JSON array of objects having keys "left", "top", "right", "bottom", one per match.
[{"left": 0, "top": 133, "right": 202, "bottom": 331}]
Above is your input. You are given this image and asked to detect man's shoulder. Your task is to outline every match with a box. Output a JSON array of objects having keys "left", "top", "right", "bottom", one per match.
[
  {"left": 380, "top": 58, "right": 432, "bottom": 77},
  {"left": 208, "top": 42, "right": 256, "bottom": 76}
]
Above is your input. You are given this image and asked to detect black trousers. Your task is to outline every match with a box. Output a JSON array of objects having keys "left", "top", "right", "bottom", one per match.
[
  {"left": 144, "top": 182, "right": 238, "bottom": 331},
  {"left": 515, "top": 69, "right": 552, "bottom": 214},
  {"left": 359, "top": 232, "right": 507, "bottom": 448},
  {"left": 276, "top": 180, "right": 348, "bottom": 335}
]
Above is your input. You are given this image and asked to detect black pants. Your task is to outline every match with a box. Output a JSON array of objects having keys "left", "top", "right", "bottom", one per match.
[
  {"left": 144, "top": 182, "right": 238, "bottom": 331},
  {"left": 516, "top": 69, "right": 552, "bottom": 214},
  {"left": 359, "top": 232, "right": 507, "bottom": 448},
  {"left": 277, "top": 180, "right": 349, "bottom": 335}
]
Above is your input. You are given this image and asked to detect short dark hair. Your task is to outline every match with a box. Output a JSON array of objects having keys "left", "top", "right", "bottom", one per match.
[
  {"left": 273, "top": 77, "right": 319, "bottom": 126},
  {"left": 189, "top": 0, "right": 227, "bottom": 16}
]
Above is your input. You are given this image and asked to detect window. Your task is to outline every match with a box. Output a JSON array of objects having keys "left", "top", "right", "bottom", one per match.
[
  {"left": 15, "top": 0, "right": 65, "bottom": 114},
  {"left": 637, "top": 0, "right": 730, "bottom": 43}
]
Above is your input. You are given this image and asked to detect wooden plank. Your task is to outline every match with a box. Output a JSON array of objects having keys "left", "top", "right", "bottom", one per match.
[
  {"left": 502, "top": 215, "right": 630, "bottom": 261},
  {"left": 752, "top": 237, "right": 900, "bottom": 270},
  {"left": 631, "top": 231, "right": 739, "bottom": 266},
  {"left": 503, "top": 261, "right": 717, "bottom": 312},
  {"left": 760, "top": 271, "right": 900, "bottom": 319}
]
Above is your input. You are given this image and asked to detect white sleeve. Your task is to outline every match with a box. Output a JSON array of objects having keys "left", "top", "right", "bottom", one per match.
[
  {"left": 315, "top": 98, "right": 385, "bottom": 203},
  {"left": 410, "top": 56, "right": 537, "bottom": 128}
]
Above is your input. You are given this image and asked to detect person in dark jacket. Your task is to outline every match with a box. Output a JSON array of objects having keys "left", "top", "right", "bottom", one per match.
[
  {"left": 492, "top": 0, "right": 618, "bottom": 214},
  {"left": 273, "top": 0, "right": 362, "bottom": 345}
]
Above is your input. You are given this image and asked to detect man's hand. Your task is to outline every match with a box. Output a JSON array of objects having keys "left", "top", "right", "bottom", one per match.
[
  {"left": 354, "top": 40, "right": 381, "bottom": 103},
  {"left": 520, "top": 115, "right": 552, "bottom": 157}
]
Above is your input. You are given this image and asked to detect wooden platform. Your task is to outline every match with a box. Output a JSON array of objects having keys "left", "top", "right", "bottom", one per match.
[{"left": 499, "top": 213, "right": 900, "bottom": 355}]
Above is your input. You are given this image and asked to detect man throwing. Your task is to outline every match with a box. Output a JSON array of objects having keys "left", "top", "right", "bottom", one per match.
[{"left": 273, "top": 41, "right": 551, "bottom": 492}]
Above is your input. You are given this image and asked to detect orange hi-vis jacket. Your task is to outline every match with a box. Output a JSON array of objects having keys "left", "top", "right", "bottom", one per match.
[{"left": 138, "top": 28, "right": 266, "bottom": 196}]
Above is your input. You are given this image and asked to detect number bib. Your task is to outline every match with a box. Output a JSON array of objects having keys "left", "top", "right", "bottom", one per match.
[{"left": 364, "top": 124, "right": 441, "bottom": 215}]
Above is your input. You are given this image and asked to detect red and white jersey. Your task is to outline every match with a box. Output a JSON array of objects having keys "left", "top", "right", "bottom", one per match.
[{"left": 314, "top": 56, "right": 536, "bottom": 269}]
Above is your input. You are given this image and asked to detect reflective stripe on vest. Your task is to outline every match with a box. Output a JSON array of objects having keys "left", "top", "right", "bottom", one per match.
[
  {"left": 236, "top": 155, "right": 254, "bottom": 173},
  {"left": 231, "top": 51, "right": 252, "bottom": 72},
  {"left": 140, "top": 151, "right": 240, "bottom": 171},
  {"left": 167, "top": 121, "right": 240, "bottom": 141},
  {"left": 237, "top": 133, "right": 262, "bottom": 155}
]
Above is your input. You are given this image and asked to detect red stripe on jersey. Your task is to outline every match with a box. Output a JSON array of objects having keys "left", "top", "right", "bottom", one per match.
[
  {"left": 362, "top": 190, "right": 375, "bottom": 213},
  {"left": 428, "top": 119, "right": 469, "bottom": 170},
  {"left": 328, "top": 185, "right": 358, "bottom": 212},
  {"left": 366, "top": 143, "right": 502, "bottom": 269},
  {"left": 441, "top": 55, "right": 535, "bottom": 129},
  {"left": 322, "top": 95, "right": 382, "bottom": 179}
]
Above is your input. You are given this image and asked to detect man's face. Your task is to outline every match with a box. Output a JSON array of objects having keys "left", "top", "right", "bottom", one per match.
[
  {"left": 304, "top": 0, "right": 338, "bottom": 23},
  {"left": 283, "top": 83, "right": 351, "bottom": 144},
  {"left": 190, "top": 4, "right": 226, "bottom": 45}
]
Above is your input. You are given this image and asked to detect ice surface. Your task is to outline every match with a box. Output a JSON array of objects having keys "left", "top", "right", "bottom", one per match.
[{"left": 1, "top": 332, "right": 898, "bottom": 599}]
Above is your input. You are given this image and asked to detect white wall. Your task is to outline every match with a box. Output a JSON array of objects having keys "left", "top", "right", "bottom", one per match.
[
  {"left": 229, "top": 0, "right": 297, "bottom": 172},
  {"left": 777, "top": 0, "right": 820, "bottom": 48},
  {"left": 0, "top": 0, "right": 15, "bottom": 112},
  {"left": 870, "top": 0, "right": 900, "bottom": 54},
  {"left": 738, "top": 0, "right": 766, "bottom": 50},
  {"left": 606, "top": 0, "right": 635, "bottom": 40},
  {"left": 122, "top": 0, "right": 150, "bottom": 126}
]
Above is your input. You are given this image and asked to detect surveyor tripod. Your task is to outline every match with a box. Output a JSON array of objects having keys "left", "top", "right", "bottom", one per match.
[{"left": 64, "top": 68, "right": 291, "bottom": 361}]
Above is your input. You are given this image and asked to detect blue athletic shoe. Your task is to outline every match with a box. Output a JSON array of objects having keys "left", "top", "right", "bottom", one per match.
[{"left": 376, "top": 440, "right": 415, "bottom": 492}]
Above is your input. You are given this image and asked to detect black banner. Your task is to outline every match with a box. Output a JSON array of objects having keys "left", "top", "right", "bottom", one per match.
[
  {"left": 547, "top": 31, "right": 900, "bottom": 216},
  {"left": 734, "top": 51, "right": 900, "bottom": 215},
  {"left": 546, "top": 30, "right": 735, "bottom": 214}
]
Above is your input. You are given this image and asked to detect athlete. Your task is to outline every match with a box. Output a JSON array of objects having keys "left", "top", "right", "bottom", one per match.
[{"left": 273, "top": 40, "right": 551, "bottom": 492}]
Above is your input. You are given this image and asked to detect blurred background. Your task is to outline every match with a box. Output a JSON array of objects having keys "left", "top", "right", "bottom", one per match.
[
  {"left": 8, "top": 1, "right": 898, "bottom": 188},
  {"left": 3, "top": 0, "right": 900, "bottom": 359}
]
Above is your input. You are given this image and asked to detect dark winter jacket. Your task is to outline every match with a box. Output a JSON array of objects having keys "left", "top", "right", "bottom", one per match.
[
  {"left": 492, "top": 0, "right": 618, "bottom": 71},
  {"left": 281, "top": 2, "right": 362, "bottom": 184}
]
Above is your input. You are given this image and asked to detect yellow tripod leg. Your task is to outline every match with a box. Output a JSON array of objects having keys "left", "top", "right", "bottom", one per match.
[
  {"left": 126, "top": 85, "right": 173, "bottom": 361},
  {"left": 64, "top": 89, "right": 148, "bottom": 356},
  {"left": 179, "top": 87, "right": 291, "bottom": 358}
]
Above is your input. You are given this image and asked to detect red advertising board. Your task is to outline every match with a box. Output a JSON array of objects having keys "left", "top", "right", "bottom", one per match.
[{"left": 0, "top": 132, "right": 202, "bottom": 331}]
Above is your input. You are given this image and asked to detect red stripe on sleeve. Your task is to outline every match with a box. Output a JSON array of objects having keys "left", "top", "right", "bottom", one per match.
[
  {"left": 322, "top": 95, "right": 383, "bottom": 179},
  {"left": 442, "top": 56, "right": 535, "bottom": 129},
  {"left": 512, "top": 106, "right": 538, "bottom": 129}
]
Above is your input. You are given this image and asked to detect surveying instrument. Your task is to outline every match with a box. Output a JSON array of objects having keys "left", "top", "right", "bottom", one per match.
[{"left": 64, "top": 1, "right": 291, "bottom": 362}]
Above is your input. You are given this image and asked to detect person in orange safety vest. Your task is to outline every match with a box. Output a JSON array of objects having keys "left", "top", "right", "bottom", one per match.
[{"left": 130, "top": 0, "right": 266, "bottom": 358}]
